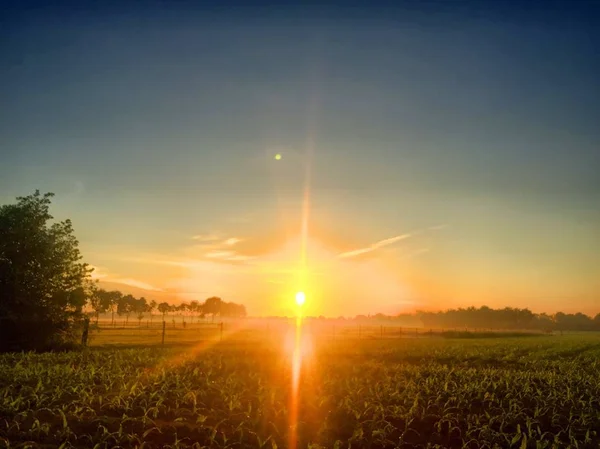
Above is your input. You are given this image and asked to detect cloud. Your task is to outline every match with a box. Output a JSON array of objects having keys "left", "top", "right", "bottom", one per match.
[
  {"left": 336, "top": 247, "right": 374, "bottom": 258},
  {"left": 121, "top": 256, "right": 190, "bottom": 267},
  {"left": 428, "top": 224, "right": 449, "bottom": 231},
  {"left": 227, "top": 255, "right": 256, "bottom": 261},
  {"left": 109, "top": 278, "right": 164, "bottom": 292},
  {"left": 191, "top": 233, "right": 220, "bottom": 242},
  {"left": 372, "top": 234, "right": 412, "bottom": 249},
  {"left": 339, "top": 233, "right": 412, "bottom": 258},
  {"left": 87, "top": 261, "right": 164, "bottom": 292},
  {"left": 89, "top": 265, "right": 109, "bottom": 280},
  {"left": 204, "top": 249, "right": 256, "bottom": 263},
  {"left": 205, "top": 250, "right": 235, "bottom": 259},
  {"left": 224, "top": 237, "right": 242, "bottom": 246}
]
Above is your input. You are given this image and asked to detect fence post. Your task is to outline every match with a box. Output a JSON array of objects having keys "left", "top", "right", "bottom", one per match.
[
  {"left": 399, "top": 327, "right": 402, "bottom": 338},
  {"left": 220, "top": 322, "right": 223, "bottom": 341},
  {"left": 162, "top": 321, "right": 166, "bottom": 345},
  {"left": 430, "top": 328, "right": 433, "bottom": 337},
  {"left": 81, "top": 317, "right": 90, "bottom": 347},
  {"left": 380, "top": 325, "right": 383, "bottom": 339}
]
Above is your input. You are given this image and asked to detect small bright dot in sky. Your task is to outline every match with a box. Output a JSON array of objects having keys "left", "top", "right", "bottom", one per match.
[
  {"left": 295, "top": 291, "right": 305, "bottom": 306},
  {"left": 274, "top": 153, "right": 282, "bottom": 160}
]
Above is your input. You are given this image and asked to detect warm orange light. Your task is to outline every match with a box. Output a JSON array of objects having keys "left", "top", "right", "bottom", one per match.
[{"left": 295, "top": 291, "right": 306, "bottom": 306}]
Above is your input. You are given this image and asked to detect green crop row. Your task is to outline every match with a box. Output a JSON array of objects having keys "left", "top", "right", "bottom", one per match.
[{"left": 1, "top": 335, "right": 599, "bottom": 448}]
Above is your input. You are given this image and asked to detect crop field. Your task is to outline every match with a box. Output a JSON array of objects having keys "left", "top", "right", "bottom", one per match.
[{"left": 1, "top": 332, "right": 600, "bottom": 449}]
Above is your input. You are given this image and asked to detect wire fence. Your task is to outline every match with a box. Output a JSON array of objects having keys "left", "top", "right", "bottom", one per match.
[{"left": 84, "top": 318, "right": 551, "bottom": 347}]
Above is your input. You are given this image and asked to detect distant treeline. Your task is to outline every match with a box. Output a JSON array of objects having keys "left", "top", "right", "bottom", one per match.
[
  {"left": 89, "top": 289, "right": 247, "bottom": 325},
  {"left": 264, "top": 307, "right": 600, "bottom": 332},
  {"left": 417, "top": 307, "right": 600, "bottom": 331}
]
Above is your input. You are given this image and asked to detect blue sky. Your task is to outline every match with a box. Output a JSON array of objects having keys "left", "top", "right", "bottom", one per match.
[{"left": 2, "top": 1, "right": 599, "bottom": 315}]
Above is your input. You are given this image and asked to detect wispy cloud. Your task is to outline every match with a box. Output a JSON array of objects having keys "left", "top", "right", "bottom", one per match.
[
  {"left": 205, "top": 250, "right": 235, "bottom": 259},
  {"left": 89, "top": 265, "right": 109, "bottom": 280},
  {"left": 191, "top": 233, "right": 220, "bottom": 242},
  {"left": 109, "top": 278, "right": 164, "bottom": 292},
  {"left": 428, "top": 224, "right": 449, "bottom": 231},
  {"left": 339, "top": 233, "right": 412, "bottom": 258},
  {"left": 205, "top": 249, "right": 256, "bottom": 263},
  {"left": 227, "top": 255, "right": 256, "bottom": 261},
  {"left": 224, "top": 237, "right": 242, "bottom": 246}
]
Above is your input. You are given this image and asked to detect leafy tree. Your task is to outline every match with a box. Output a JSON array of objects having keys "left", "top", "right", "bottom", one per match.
[
  {"left": 189, "top": 300, "right": 201, "bottom": 322},
  {"left": 135, "top": 297, "right": 148, "bottom": 325},
  {"left": 204, "top": 296, "right": 222, "bottom": 322},
  {"left": 157, "top": 302, "right": 170, "bottom": 321},
  {"left": 220, "top": 301, "right": 247, "bottom": 318},
  {"left": 101, "top": 290, "right": 121, "bottom": 326},
  {"left": 148, "top": 299, "right": 157, "bottom": 323},
  {"left": 0, "top": 191, "right": 92, "bottom": 351},
  {"left": 88, "top": 282, "right": 106, "bottom": 325},
  {"left": 179, "top": 302, "right": 189, "bottom": 323},
  {"left": 117, "top": 294, "right": 135, "bottom": 324}
]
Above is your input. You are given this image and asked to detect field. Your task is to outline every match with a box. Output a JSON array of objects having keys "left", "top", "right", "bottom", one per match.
[{"left": 1, "top": 329, "right": 600, "bottom": 449}]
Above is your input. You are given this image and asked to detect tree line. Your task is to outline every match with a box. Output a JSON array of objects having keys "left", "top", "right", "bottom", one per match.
[
  {"left": 89, "top": 290, "right": 247, "bottom": 325},
  {"left": 417, "top": 306, "right": 600, "bottom": 332}
]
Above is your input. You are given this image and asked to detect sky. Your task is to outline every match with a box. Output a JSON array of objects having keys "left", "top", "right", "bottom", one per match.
[{"left": 2, "top": 0, "right": 599, "bottom": 316}]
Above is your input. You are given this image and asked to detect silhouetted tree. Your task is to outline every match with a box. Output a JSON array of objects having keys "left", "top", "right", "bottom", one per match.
[
  {"left": 157, "top": 302, "right": 170, "bottom": 321},
  {"left": 0, "top": 191, "right": 93, "bottom": 351},
  {"left": 89, "top": 283, "right": 106, "bottom": 325},
  {"left": 117, "top": 294, "right": 135, "bottom": 324},
  {"left": 189, "top": 300, "right": 200, "bottom": 322},
  {"left": 148, "top": 299, "right": 157, "bottom": 323},
  {"left": 204, "top": 296, "right": 222, "bottom": 322},
  {"left": 418, "top": 306, "right": 600, "bottom": 332},
  {"left": 134, "top": 297, "right": 148, "bottom": 325}
]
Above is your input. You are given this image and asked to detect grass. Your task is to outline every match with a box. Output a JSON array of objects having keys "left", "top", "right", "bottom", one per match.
[{"left": 1, "top": 329, "right": 599, "bottom": 448}]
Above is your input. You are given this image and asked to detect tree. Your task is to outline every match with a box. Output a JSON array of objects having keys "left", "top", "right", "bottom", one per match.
[
  {"left": 157, "top": 302, "right": 170, "bottom": 321},
  {"left": 188, "top": 300, "right": 197, "bottom": 322},
  {"left": 117, "top": 294, "right": 135, "bottom": 325},
  {"left": 179, "top": 302, "right": 189, "bottom": 323},
  {"left": 0, "top": 191, "right": 93, "bottom": 351},
  {"left": 220, "top": 301, "right": 247, "bottom": 318},
  {"left": 135, "top": 297, "right": 148, "bottom": 326},
  {"left": 88, "top": 282, "right": 105, "bottom": 325},
  {"left": 204, "top": 296, "right": 222, "bottom": 322},
  {"left": 103, "top": 290, "right": 121, "bottom": 326},
  {"left": 148, "top": 300, "right": 157, "bottom": 324}
]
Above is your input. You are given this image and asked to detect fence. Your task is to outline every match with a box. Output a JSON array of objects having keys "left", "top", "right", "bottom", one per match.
[{"left": 85, "top": 318, "right": 549, "bottom": 347}]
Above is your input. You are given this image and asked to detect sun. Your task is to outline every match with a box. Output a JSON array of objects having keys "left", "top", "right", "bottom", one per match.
[
  {"left": 274, "top": 153, "right": 282, "bottom": 160},
  {"left": 295, "top": 291, "right": 306, "bottom": 306}
]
